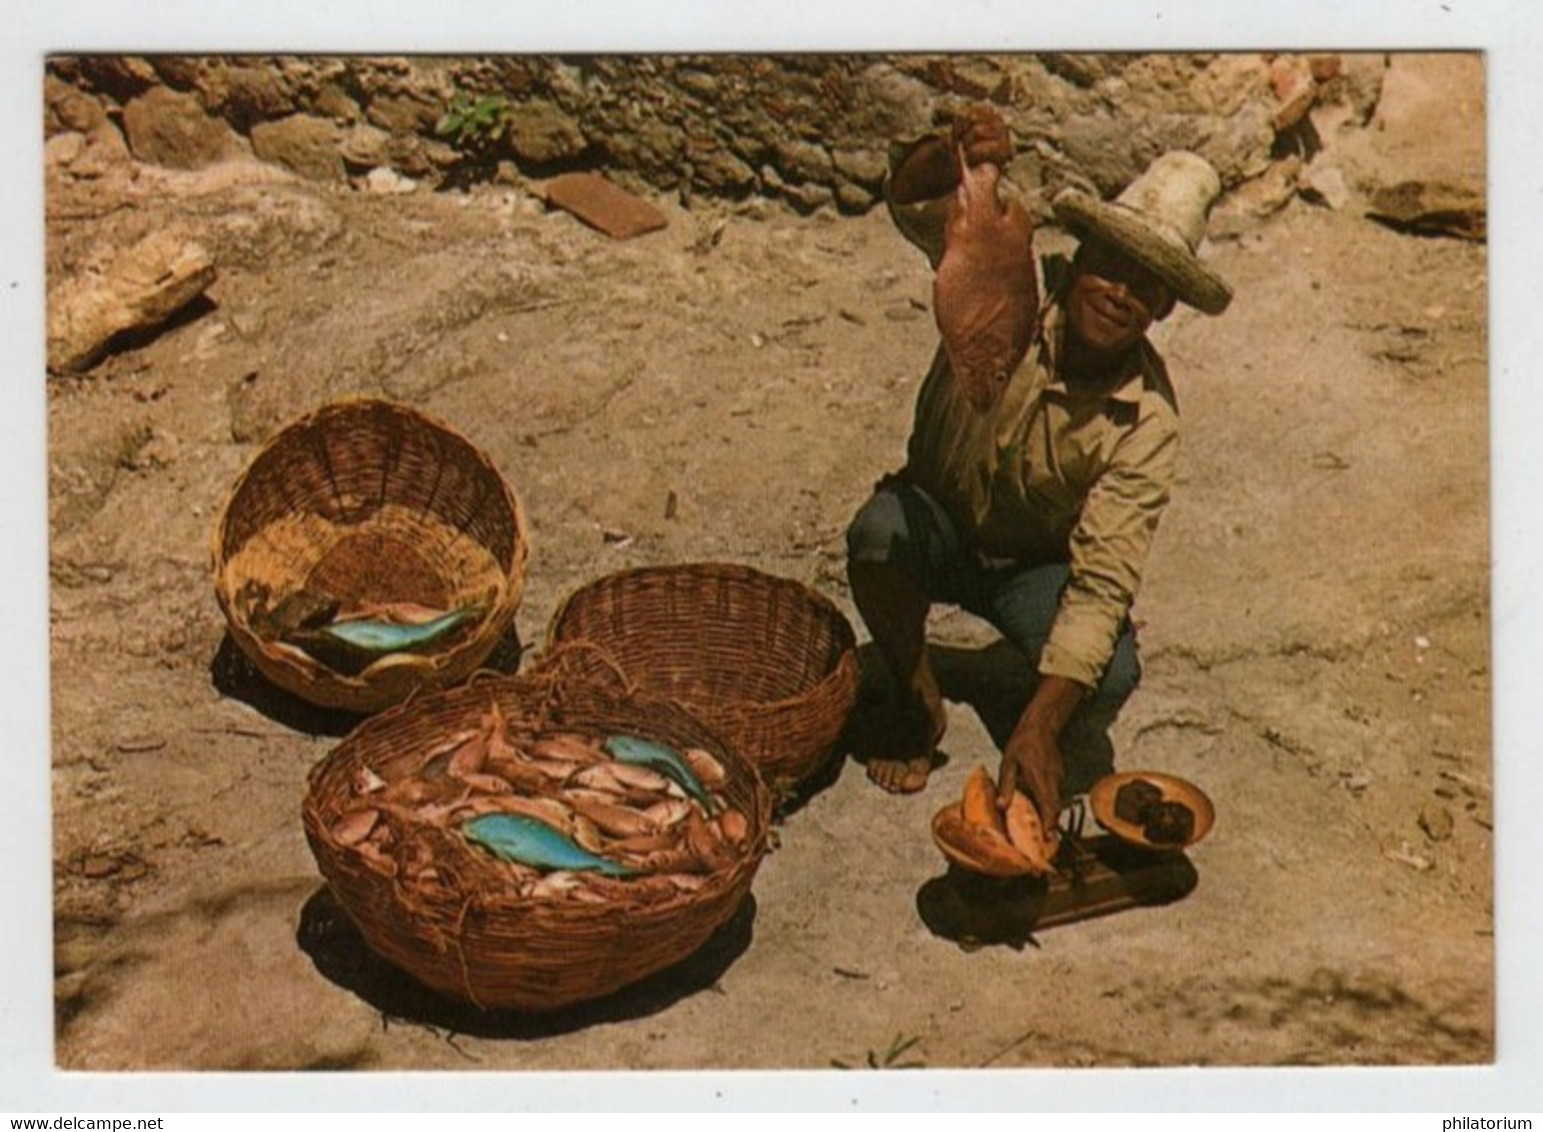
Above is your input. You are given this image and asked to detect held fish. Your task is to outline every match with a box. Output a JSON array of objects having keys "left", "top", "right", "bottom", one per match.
[
  {"left": 461, "top": 813, "right": 634, "bottom": 876},
  {"left": 603, "top": 734, "right": 714, "bottom": 810},
  {"left": 934, "top": 148, "right": 1038, "bottom": 414}
]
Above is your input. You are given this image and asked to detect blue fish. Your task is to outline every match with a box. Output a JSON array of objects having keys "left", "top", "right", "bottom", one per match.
[
  {"left": 318, "top": 606, "right": 480, "bottom": 653},
  {"left": 461, "top": 813, "right": 634, "bottom": 876},
  {"left": 604, "top": 734, "right": 714, "bottom": 811}
]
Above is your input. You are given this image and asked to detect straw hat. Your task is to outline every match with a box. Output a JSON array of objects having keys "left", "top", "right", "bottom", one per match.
[{"left": 1052, "top": 151, "right": 1233, "bottom": 315}]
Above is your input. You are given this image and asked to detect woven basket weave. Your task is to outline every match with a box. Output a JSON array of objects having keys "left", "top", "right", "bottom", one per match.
[
  {"left": 544, "top": 563, "right": 858, "bottom": 789},
  {"left": 212, "top": 398, "right": 529, "bottom": 714},
  {"left": 301, "top": 668, "right": 771, "bottom": 1012}
]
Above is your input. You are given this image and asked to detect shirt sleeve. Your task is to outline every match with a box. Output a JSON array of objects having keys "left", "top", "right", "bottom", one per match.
[
  {"left": 1038, "top": 398, "right": 1180, "bottom": 688},
  {"left": 884, "top": 147, "right": 952, "bottom": 269}
]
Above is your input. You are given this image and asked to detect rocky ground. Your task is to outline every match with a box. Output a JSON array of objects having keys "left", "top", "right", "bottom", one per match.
[{"left": 30, "top": 51, "right": 1495, "bottom": 1089}]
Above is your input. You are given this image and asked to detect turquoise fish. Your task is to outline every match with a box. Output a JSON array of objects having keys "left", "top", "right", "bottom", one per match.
[
  {"left": 287, "top": 605, "right": 480, "bottom": 674},
  {"left": 317, "top": 605, "right": 480, "bottom": 652},
  {"left": 604, "top": 734, "right": 715, "bottom": 812},
  {"left": 461, "top": 813, "right": 634, "bottom": 876}
]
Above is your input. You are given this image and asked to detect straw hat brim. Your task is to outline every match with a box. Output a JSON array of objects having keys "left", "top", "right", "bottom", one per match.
[{"left": 1053, "top": 190, "right": 1233, "bottom": 316}]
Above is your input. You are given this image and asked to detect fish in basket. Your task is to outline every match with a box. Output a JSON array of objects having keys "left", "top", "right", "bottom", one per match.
[
  {"left": 212, "top": 397, "right": 529, "bottom": 714},
  {"left": 302, "top": 673, "right": 772, "bottom": 1012},
  {"left": 544, "top": 562, "right": 859, "bottom": 792}
]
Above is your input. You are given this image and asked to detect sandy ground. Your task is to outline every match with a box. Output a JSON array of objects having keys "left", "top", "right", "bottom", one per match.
[{"left": 30, "top": 52, "right": 1501, "bottom": 1093}]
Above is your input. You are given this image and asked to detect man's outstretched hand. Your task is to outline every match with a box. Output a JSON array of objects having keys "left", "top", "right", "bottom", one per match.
[
  {"left": 950, "top": 104, "right": 1013, "bottom": 170},
  {"left": 890, "top": 103, "right": 1014, "bottom": 204},
  {"left": 997, "top": 673, "right": 1085, "bottom": 831}
]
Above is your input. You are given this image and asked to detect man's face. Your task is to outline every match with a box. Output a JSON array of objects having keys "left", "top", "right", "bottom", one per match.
[{"left": 1066, "top": 241, "right": 1175, "bottom": 355}]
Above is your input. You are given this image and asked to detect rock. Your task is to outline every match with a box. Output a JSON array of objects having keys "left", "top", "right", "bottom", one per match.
[
  {"left": 1038, "top": 53, "right": 1131, "bottom": 89},
  {"left": 922, "top": 56, "right": 1014, "bottom": 103},
  {"left": 505, "top": 101, "right": 589, "bottom": 165},
  {"left": 674, "top": 67, "right": 721, "bottom": 99},
  {"left": 1268, "top": 57, "right": 1320, "bottom": 133},
  {"left": 337, "top": 122, "right": 392, "bottom": 168},
  {"left": 364, "top": 90, "right": 443, "bottom": 134},
  {"left": 47, "top": 230, "right": 217, "bottom": 375},
  {"left": 855, "top": 63, "right": 939, "bottom": 143},
  {"left": 1355, "top": 53, "right": 1481, "bottom": 195},
  {"left": 1418, "top": 803, "right": 1455, "bottom": 843},
  {"left": 1300, "top": 163, "right": 1352, "bottom": 210},
  {"left": 1060, "top": 113, "right": 1144, "bottom": 196},
  {"left": 312, "top": 81, "right": 361, "bottom": 124},
  {"left": 1188, "top": 54, "right": 1271, "bottom": 119},
  {"left": 1209, "top": 156, "right": 1302, "bottom": 237},
  {"left": 775, "top": 137, "right": 834, "bottom": 185},
  {"left": 46, "top": 131, "right": 88, "bottom": 172},
  {"left": 1309, "top": 55, "right": 1344, "bottom": 83},
  {"left": 684, "top": 141, "right": 757, "bottom": 194},
  {"left": 250, "top": 114, "right": 346, "bottom": 182},
  {"left": 218, "top": 63, "right": 305, "bottom": 127},
  {"left": 1366, "top": 179, "right": 1486, "bottom": 241},
  {"left": 835, "top": 179, "right": 878, "bottom": 214},
  {"left": 122, "top": 86, "right": 243, "bottom": 169},
  {"left": 67, "top": 55, "right": 159, "bottom": 101},
  {"left": 399, "top": 137, "right": 463, "bottom": 177},
  {"left": 363, "top": 166, "right": 417, "bottom": 195},
  {"left": 761, "top": 165, "right": 835, "bottom": 214},
  {"left": 833, "top": 147, "right": 890, "bottom": 189},
  {"left": 1325, "top": 52, "right": 1388, "bottom": 124},
  {"left": 1201, "top": 100, "right": 1277, "bottom": 185},
  {"left": 45, "top": 74, "right": 111, "bottom": 134}
]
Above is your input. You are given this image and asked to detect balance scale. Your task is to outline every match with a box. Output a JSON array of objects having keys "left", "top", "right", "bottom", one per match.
[{"left": 919, "top": 775, "right": 1212, "bottom": 949}]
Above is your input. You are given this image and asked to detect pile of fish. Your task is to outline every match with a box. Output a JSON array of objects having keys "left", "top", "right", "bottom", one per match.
[
  {"left": 325, "top": 698, "right": 752, "bottom": 904},
  {"left": 932, "top": 766, "right": 1061, "bottom": 879}
]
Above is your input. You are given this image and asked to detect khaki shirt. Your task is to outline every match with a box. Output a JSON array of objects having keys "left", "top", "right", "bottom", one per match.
[{"left": 889, "top": 172, "right": 1180, "bottom": 689}]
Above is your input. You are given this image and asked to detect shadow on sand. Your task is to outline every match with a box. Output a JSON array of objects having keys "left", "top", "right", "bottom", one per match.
[
  {"left": 208, "top": 629, "right": 527, "bottom": 739},
  {"left": 296, "top": 884, "right": 759, "bottom": 1040}
]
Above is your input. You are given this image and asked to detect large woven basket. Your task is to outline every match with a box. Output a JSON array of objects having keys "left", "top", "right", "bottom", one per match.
[
  {"left": 212, "top": 398, "right": 529, "bottom": 714},
  {"left": 301, "top": 669, "right": 772, "bottom": 1012},
  {"left": 544, "top": 563, "right": 858, "bottom": 790}
]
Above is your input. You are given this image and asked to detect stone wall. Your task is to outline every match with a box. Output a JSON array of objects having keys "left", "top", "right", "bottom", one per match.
[{"left": 45, "top": 52, "right": 1387, "bottom": 215}]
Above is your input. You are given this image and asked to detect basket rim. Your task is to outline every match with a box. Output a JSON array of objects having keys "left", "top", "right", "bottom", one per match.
[
  {"left": 541, "top": 561, "right": 858, "bottom": 716},
  {"left": 211, "top": 394, "right": 529, "bottom": 572},
  {"left": 544, "top": 560, "right": 856, "bottom": 649}
]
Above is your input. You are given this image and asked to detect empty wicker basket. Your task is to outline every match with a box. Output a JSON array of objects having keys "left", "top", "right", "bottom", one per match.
[
  {"left": 544, "top": 563, "right": 858, "bottom": 790},
  {"left": 302, "top": 670, "right": 772, "bottom": 1012},
  {"left": 212, "top": 398, "right": 529, "bottom": 714}
]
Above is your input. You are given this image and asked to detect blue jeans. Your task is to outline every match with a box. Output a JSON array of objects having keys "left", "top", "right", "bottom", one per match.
[{"left": 846, "top": 479, "right": 1140, "bottom": 793}]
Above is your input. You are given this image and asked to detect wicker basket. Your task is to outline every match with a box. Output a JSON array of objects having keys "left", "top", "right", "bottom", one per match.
[
  {"left": 544, "top": 563, "right": 858, "bottom": 789},
  {"left": 301, "top": 669, "right": 772, "bottom": 1012},
  {"left": 212, "top": 398, "right": 529, "bottom": 714}
]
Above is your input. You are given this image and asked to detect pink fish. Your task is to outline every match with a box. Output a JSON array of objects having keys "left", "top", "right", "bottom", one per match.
[{"left": 934, "top": 149, "right": 1039, "bottom": 412}]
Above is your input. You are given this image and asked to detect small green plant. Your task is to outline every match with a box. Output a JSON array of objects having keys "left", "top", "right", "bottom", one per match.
[
  {"left": 435, "top": 93, "right": 515, "bottom": 157},
  {"left": 830, "top": 1032, "right": 926, "bottom": 1070}
]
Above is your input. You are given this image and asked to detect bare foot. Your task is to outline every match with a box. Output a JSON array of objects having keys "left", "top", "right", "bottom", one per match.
[
  {"left": 865, "top": 698, "right": 947, "bottom": 794},
  {"left": 867, "top": 753, "right": 935, "bottom": 793}
]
